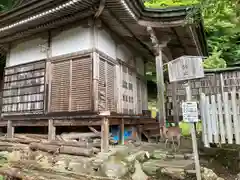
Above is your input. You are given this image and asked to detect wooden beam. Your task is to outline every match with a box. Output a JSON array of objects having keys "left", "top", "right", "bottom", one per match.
[{"left": 7, "top": 120, "right": 14, "bottom": 138}]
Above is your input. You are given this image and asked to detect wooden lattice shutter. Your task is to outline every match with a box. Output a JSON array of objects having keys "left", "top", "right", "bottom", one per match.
[
  {"left": 98, "top": 59, "right": 106, "bottom": 111},
  {"left": 107, "top": 62, "right": 115, "bottom": 112},
  {"left": 71, "top": 57, "right": 92, "bottom": 111},
  {"left": 51, "top": 60, "right": 70, "bottom": 112}
]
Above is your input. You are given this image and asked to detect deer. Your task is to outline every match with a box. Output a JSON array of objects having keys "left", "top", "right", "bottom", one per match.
[{"left": 160, "top": 125, "right": 182, "bottom": 152}]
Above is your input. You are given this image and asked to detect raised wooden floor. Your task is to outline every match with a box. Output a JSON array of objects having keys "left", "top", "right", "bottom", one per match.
[{"left": 0, "top": 111, "right": 160, "bottom": 153}]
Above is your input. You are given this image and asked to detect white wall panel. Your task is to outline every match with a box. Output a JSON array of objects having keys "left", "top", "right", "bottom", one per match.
[
  {"left": 7, "top": 37, "right": 47, "bottom": 67},
  {"left": 97, "top": 29, "right": 116, "bottom": 59},
  {"left": 51, "top": 26, "right": 91, "bottom": 57}
]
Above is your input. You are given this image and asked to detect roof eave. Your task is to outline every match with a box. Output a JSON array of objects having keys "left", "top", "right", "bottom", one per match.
[{"left": 131, "top": 1, "right": 208, "bottom": 56}]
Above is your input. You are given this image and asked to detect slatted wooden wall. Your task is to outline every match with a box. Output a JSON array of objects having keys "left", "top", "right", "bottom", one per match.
[
  {"left": 50, "top": 56, "right": 92, "bottom": 112},
  {"left": 98, "top": 57, "right": 116, "bottom": 112},
  {"left": 2, "top": 60, "right": 45, "bottom": 115},
  {"left": 51, "top": 60, "right": 70, "bottom": 112},
  {"left": 166, "top": 70, "right": 240, "bottom": 120},
  {"left": 98, "top": 59, "right": 106, "bottom": 111}
]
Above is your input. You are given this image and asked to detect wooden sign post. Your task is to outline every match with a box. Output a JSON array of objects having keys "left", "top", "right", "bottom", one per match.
[{"left": 168, "top": 56, "right": 204, "bottom": 180}]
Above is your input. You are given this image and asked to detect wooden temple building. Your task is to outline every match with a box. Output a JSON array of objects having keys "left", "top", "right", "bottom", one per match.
[{"left": 0, "top": 0, "right": 207, "bottom": 151}]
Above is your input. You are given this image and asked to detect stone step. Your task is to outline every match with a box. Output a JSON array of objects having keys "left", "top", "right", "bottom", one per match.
[
  {"left": 142, "top": 159, "right": 195, "bottom": 176},
  {"left": 151, "top": 150, "right": 194, "bottom": 160}
]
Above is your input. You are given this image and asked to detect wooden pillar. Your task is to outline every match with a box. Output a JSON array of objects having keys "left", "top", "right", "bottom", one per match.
[
  {"left": 146, "top": 27, "right": 169, "bottom": 127},
  {"left": 137, "top": 125, "right": 143, "bottom": 142},
  {"left": 48, "top": 119, "right": 56, "bottom": 141},
  {"left": 101, "top": 117, "right": 109, "bottom": 152},
  {"left": 155, "top": 48, "right": 166, "bottom": 127},
  {"left": 119, "top": 118, "right": 125, "bottom": 145},
  {"left": 172, "top": 82, "right": 179, "bottom": 124},
  {"left": 7, "top": 120, "right": 14, "bottom": 138}
]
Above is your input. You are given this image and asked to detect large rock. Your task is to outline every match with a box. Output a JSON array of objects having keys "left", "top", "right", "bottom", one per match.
[
  {"left": 142, "top": 159, "right": 194, "bottom": 176},
  {"left": 201, "top": 167, "right": 224, "bottom": 180},
  {"left": 150, "top": 150, "right": 168, "bottom": 160},
  {"left": 132, "top": 160, "right": 148, "bottom": 180},
  {"left": 160, "top": 167, "right": 186, "bottom": 180},
  {"left": 100, "top": 154, "right": 130, "bottom": 178}
]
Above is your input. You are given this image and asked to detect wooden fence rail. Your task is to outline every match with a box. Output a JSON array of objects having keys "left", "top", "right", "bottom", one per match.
[{"left": 200, "top": 90, "right": 240, "bottom": 147}]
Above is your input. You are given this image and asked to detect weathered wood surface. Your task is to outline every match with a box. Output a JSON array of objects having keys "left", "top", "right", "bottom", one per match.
[{"left": 201, "top": 91, "right": 240, "bottom": 147}]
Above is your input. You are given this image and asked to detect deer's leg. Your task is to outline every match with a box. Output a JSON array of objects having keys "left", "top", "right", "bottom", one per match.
[
  {"left": 177, "top": 135, "right": 181, "bottom": 150},
  {"left": 171, "top": 137, "right": 176, "bottom": 152},
  {"left": 165, "top": 139, "right": 168, "bottom": 149}
]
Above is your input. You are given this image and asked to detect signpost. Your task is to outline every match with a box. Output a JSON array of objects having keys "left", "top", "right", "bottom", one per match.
[{"left": 168, "top": 55, "right": 204, "bottom": 180}]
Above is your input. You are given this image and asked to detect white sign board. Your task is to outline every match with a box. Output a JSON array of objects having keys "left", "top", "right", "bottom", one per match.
[
  {"left": 182, "top": 101, "right": 199, "bottom": 123},
  {"left": 168, "top": 56, "right": 204, "bottom": 82}
]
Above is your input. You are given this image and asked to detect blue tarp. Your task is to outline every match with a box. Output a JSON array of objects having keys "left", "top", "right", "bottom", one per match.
[{"left": 110, "top": 126, "right": 132, "bottom": 141}]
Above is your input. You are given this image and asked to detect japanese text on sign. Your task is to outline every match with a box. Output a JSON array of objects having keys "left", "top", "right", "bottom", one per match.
[{"left": 182, "top": 101, "right": 199, "bottom": 123}]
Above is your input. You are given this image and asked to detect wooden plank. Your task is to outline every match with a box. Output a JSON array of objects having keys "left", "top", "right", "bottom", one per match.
[
  {"left": 200, "top": 93, "right": 209, "bottom": 147},
  {"left": 231, "top": 88, "right": 240, "bottom": 144},
  {"left": 205, "top": 95, "right": 213, "bottom": 143},
  {"left": 7, "top": 120, "right": 14, "bottom": 138},
  {"left": 211, "top": 95, "right": 219, "bottom": 143},
  {"left": 223, "top": 92, "right": 233, "bottom": 144},
  {"left": 217, "top": 94, "right": 226, "bottom": 144}
]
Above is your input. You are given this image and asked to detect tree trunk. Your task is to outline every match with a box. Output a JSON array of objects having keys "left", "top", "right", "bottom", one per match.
[
  {"left": 29, "top": 143, "right": 60, "bottom": 154},
  {"left": 29, "top": 143, "right": 94, "bottom": 157},
  {"left": 60, "top": 146, "right": 94, "bottom": 157},
  {"left": 0, "top": 137, "right": 40, "bottom": 144},
  {"left": 61, "top": 132, "right": 100, "bottom": 141},
  {"left": 44, "top": 140, "right": 101, "bottom": 148}
]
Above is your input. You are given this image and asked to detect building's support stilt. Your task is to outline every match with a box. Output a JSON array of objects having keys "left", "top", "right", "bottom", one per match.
[
  {"left": 101, "top": 116, "right": 109, "bottom": 153},
  {"left": 119, "top": 118, "right": 125, "bottom": 145},
  {"left": 48, "top": 119, "right": 56, "bottom": 141},
  {"left": 7, "top": 120, "right": 14, "bottom": 138},
  {"left": 137, "top": 125, "right": 143, "bottom": 142}
]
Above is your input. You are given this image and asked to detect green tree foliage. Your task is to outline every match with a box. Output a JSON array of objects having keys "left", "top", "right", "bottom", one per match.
[
  {"left": 144, "top": 0, "right": 198, "bottom": 8},
  {"left": 145, "top": 0, "right": 240, "bottom": 69},
  {"left": 0, "top": 0, "right": 23, "bottom": 12}
]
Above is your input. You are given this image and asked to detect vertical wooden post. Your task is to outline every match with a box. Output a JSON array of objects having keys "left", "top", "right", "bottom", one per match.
[
  {"left": 146, "top": 27, "right": 168, "bottom": 127},
  {"left": 185, "top": 82, "right": 201, "bottom": 180},
  {"left": 48, "top": 119, "right": 56, "bottom": 141},
  {"left": 68, "top": 60, "right": 72, "bottom": 111},
  {"left": 101, "top": 116, "right": 109, "bottom": 152},
  {"left": 7, "top": 120, "right": 14, "bottom": 138},
  {"left": 137, "top": 125, "right": 142, "bottom": 142},
  {"left": 172, "top": 82, "right": 179, "bottom": 124},
  {"left": 155, "top": 47, "right": 166, "bottom": 127},
  {"left": 119, "top": 118, "right": 125, "bottom": 145}
]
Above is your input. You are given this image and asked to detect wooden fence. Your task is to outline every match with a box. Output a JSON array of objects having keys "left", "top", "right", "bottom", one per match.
[{"left": 200, "top": 90, "right": 240, "bottom": 147}]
